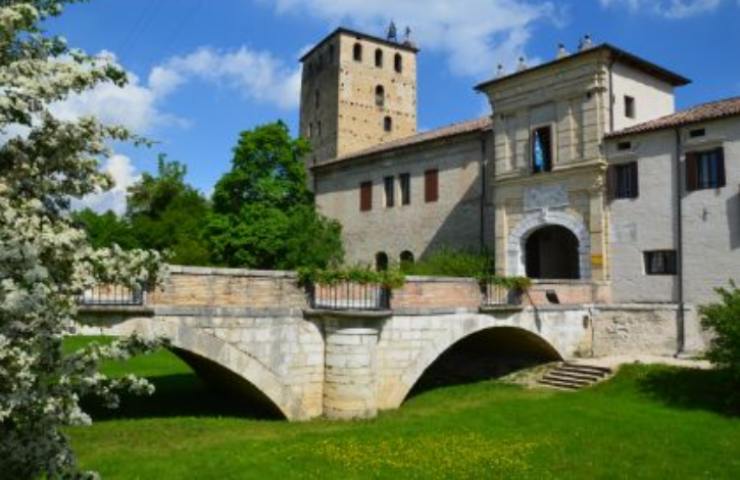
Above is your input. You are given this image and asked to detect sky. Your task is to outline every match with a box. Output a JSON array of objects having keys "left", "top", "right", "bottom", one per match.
[{"left": 40, "top": 0, "right": 740, "bottom": 213}]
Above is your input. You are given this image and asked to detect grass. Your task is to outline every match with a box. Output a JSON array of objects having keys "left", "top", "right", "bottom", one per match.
[{"left": 66, "top": 337, "right": 740, "bottom": 479}]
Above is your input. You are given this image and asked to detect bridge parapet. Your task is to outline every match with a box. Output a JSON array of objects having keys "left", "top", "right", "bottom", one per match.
[{"left": 73, "top": 266, "right": 708, "bottom": 421}]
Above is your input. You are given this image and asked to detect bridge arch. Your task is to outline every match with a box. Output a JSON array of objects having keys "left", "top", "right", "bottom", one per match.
[
  {"left": 386, "top": 322, "right": 562, "bottom": 407},
  {"left": 147, "top": 323, "right": 296, "bottom": 419}
]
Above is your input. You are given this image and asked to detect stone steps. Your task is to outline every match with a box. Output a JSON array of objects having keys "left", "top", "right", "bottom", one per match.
[{"left": 538, "top": 362, "right": 612, "bottom": 390}]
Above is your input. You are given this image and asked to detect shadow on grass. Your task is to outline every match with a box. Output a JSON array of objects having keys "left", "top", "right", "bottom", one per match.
[
  {"left": 637, "top": 366, "right": 739, "bottom": 417},
  {"left": 82, "top": 373, "right": 283, "bottom": 421}
]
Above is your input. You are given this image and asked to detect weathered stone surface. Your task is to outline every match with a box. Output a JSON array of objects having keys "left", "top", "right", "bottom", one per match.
[{"left": 76, "top": 267, "right": 707, "bottom": 421}]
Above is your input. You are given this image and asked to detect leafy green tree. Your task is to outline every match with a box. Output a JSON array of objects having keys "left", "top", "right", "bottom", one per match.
[
  {"left": 701, "top": 282, "right": 740, "bottom": 388},
  {"left": 126, "top": 154, "right": 211, "bottom": 265},
  {"left": 207, "top": 121, "right": 343, "bottom": 269},
  {"left": 73, "top": 208, "right": 137, "bottom": 249}
]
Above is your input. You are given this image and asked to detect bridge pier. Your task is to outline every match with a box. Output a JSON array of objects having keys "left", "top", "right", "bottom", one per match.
[{"left": 314, "top": 311, "right": 389, "bottom": 420}]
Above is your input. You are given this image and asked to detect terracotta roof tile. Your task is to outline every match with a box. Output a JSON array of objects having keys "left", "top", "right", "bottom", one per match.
[
  {"left": 607, "top": 96, "right": 740, "bottom": 138},
  {"left": 313, "top": 116, "right": 492, "bottom": 169}
]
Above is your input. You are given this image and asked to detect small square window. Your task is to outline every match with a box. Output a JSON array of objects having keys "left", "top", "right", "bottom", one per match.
[
  {"left": 624, "top": 96, "right": 636, "bottom": 119},
  {"left": 617, "top": 141, "right": 632, "bottom": 151},
  {"left": 399, "top": 173, "right": 411, "bottom": 205},
  {"left": 384, "top": 176, "right": 395, "bottom": 207},
  {"left": 531, "top": 126, "right": 553, "bottom": 173},
  {"left": 644, "top": 250, "right": 677, "bottom": 275},
  {"left": 689, "top": 128, "right": 706, "bottom": 138}
]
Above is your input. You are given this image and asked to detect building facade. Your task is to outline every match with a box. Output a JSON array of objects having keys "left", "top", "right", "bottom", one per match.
[{"left": 299, "top": 27, "right": 739, "bottom": 305}]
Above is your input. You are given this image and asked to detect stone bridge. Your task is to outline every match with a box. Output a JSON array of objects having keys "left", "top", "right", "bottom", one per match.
[{"left": 78, "top": 266, "right": 705, "bottom": 421}]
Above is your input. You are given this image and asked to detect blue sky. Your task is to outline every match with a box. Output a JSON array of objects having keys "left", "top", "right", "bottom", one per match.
[{"left": 44, "top": 0, "right": 740, "bottom": 212}]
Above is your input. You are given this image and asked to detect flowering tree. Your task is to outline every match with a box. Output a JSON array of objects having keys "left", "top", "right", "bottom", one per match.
[{"left": 0, "top": 1, "right": 166, "bottom": 478}]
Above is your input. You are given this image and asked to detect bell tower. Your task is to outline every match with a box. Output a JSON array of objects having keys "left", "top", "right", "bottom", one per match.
[{"left": 299, "top": 27, "right": 419, "bottom": 167}]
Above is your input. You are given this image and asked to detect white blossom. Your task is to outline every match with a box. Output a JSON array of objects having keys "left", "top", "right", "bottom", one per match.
[{"left": 0, "top": 2, "right": 166, "bottom": 478}]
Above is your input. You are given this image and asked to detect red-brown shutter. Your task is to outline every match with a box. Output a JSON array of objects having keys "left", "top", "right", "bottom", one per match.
[
  {"left": 631, "top": 161, "right": 639, "bottom": 198},
  {"left": 424, "top": 169, "right": 439, "bottom": 203},
  {"left": 606, "top": 165, "right": 617, "bottom": 201},
  {"left": 360, "top": 181, "right": 372, "bottom": 211},
  {"left": 716, "top": 147, "right": 726, "bottom": 188},
  {"left": 685, "top": 152, "right": 698, "bottom": 192}
]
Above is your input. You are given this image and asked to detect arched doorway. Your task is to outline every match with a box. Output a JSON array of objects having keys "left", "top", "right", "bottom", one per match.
[
  {"left": 406, "top": 327, "right": 561, "bottom": 400},
  {"left": 525, "top": 225, "right": 580, "bottom": 279}
]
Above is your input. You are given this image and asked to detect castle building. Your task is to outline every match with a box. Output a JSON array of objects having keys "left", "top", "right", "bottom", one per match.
[{"left": 299, "top": 27, "right": 739, "bottom": 306}]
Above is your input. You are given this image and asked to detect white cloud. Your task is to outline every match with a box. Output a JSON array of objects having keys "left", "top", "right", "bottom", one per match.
[
  {"left": 264, "top": 0, "right": 559, "bottom": 77},
  {"left": 154, "top": 46, "right": 302, "bottom": 110},
  {"left": 74, "top": 154, "right": 140, "bottom": 215},
  {"left": 599, "top": 0, "right": 724, "bottom": 18},
  {"left": 49, "top": 51, "right": 186, "bottom": 133}
]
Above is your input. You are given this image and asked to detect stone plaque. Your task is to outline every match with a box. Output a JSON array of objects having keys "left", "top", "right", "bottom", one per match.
[{"left": 523, "top": 184, "right": 569, "bottom": 212}]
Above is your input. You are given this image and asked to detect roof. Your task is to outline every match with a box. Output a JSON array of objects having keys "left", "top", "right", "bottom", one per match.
[
  {"left": 299, "top": 27, "right": 420, "bottom": 63},
  {"left": 312, "top": 117, "right": 492, "bottom": 170},
  {"left": 606, "top": 96, "right": 740, "bottom": 138},
  {"left": 474, "top": 43, "right": 690, "bottom": 92}
]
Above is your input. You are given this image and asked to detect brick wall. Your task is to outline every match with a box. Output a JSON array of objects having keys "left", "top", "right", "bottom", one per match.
[
  {"left": 148, "top": 266, "right": 309, "bottom": 309},
  {"left": 392, "top": 276, "right": 482, "bottom": 311}
]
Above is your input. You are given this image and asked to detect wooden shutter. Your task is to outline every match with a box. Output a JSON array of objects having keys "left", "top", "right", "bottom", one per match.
[
  {"left": 424, "top": 169, "right": 439, "bottom": 203},
  {"left": 606, "top": 165, "right": 617, "bottom": 201},
  {"left": 685, "top": 152, "right": 698, "bottom": 192},
  {"left": 360, "top": 181, "right": 372, "bottom": 211},
  {"left": 630, "top": 161, "right": 639, "bottom": 198},
  {"left": 716, "top": 147, "right": 726, "bottom": 188}
]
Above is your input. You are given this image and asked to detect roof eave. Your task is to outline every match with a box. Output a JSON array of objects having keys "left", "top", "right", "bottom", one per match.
[{"left": 474, "top": 44, "right": 690, "bottom": 93}]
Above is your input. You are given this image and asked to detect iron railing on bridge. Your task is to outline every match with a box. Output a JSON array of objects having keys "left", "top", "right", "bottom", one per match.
[
  {"left": 308, "top": 282, "right": 390, "bottom": 311},
  {"left": 77, "top": 284, "right": 145, "bottom": 306},
  {"left": 481, "top": 282, "right": 522, "bottom": 307}
]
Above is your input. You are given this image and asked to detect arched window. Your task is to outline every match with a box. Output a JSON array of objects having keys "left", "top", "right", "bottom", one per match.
[
  {"left": 316, "top": 121, "right": 322, "bottom": 138},
  {"left": 375, "top": 48, "right": 383, "bottom": 68},
  {"left": 307, "top": 122, "right": 312, "bottom": 138},
  {"left": 400, "top": 251, "right": 414, "bottom": 266},
  {"left": 353, "top": 43, "right": 363, "bottom": 62},
  {"left": 384, "top": 116, "right": 393, "bottom": 132},
  {"left": 394, "top": 53, "right": 403, "bottom": 73},
  {"left": 375, "top": 252, "right": 389, "bottom": 271},
  {"left": 375, "top": 85, "right": 385, "bottom": 107}
]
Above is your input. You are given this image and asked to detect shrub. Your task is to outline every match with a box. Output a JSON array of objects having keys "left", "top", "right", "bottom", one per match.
[
  {"left": 401, "top": 247, "right": 493, "bottom": 278},
  {"left": 700, "top": 282, "right": 740, "bottom": 386},
  {"left": 297, "top": 265, "right": 405, "bottom": 289}
]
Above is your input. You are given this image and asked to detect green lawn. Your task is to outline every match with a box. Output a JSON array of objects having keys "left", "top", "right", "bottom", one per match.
[{"left": 65, "top": 337, "right": 740, "bottom": 479}]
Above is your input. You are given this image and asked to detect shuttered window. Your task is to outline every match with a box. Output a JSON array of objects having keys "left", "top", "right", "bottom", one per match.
[
  {"left": 686, "top": 148, "right": 725, "bottom": 191},
  {"left": 359, "top": 181, "right": 372, "bottom": 211},
  {"left": 607, "top": 162, "right": 639, "bottom": 199},
  {"left": 399, "top": 173, "right": 411, "bottom": 205},
  {"left": 424, "top": 169, "right": 439, "bottom": 203},
  {"left": 384, "top": 176, "right": 395, "bottom": 207}
]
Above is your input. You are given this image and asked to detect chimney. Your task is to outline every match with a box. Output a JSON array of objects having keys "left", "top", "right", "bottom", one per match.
[
  {"left": 516, "top": 56, "right": 527, "bottom": 72},
  {"left": 556, "top": 43, "right": 569, "bottom": 59},
  {"left": 579, "top": 34, "right": 593, "bottom": 51}
]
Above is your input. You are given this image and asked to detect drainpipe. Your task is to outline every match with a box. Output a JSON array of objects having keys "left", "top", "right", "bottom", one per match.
[
  {"left": 674, "top": 128, "right": 685, "bottom": 356},
  {"left": 480, "top": 133, "right": 487, "bottom": 253},
  {"left": 608, "top": 58, "right": 615, "bottom": 134}
]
